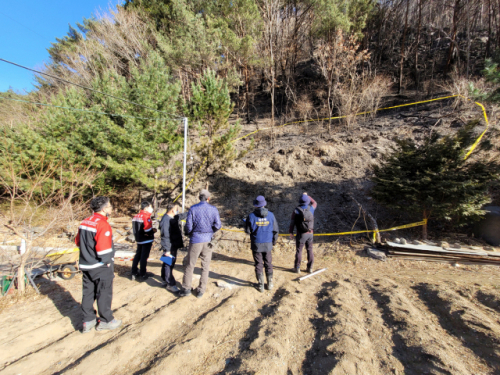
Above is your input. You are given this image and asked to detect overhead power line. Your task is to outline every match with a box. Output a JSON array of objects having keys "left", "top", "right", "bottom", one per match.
[
  {"left": 0, "top": 96, "right": 167, "bottom": 121},
  {"left": 0, "top": 58, "right": 183, "bottom": 119},
  {"left": 0, "top": 11, "right": 49, "bottom": 42}
]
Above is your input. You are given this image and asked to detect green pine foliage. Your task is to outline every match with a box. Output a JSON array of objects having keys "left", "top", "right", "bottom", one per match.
[
  {"left": 184, "top": 68, "right": 245, "bottom": 174},
  {"left": 371, "top": 121, "right": 500, "bottom": 226},
  {"left": 37, "top": 51, "right": 184, "bottom": 191},
  {"left": 311, "top": 0, "right": 375, "bottom": 39}
]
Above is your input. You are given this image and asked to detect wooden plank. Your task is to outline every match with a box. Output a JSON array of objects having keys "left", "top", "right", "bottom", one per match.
[
  {"left": 386, "top": 243, "right": 491, "bottom": 256},
  {"left": 388, "top": 250, "right": 500, "bottom": 261},
  {"left": 388, "top": 255, "right": 500, "bottom": 267}
]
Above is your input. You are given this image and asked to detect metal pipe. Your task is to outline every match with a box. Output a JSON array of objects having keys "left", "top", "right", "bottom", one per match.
[
  {"left": 298, "top": 268, "right": 327, "bottom": 282},
  {"left": 182, "top": 117, "right": 188, "bottom": 212}
]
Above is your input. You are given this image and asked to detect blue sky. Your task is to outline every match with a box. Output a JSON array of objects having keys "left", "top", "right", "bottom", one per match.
[{"left": 0, "top": 1, "right": 123, "bottom": 93}]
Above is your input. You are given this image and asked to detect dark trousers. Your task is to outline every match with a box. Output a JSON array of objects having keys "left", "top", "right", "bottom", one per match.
[
  {"left": 295, "top": 233, "right": 314, "bottom": 269},
  {"left": 132, "top": 242, "right": 153, "bottom": 276},
  {"left": 252, "top": 251, "right": 273, "bottom": 274},
  {"left": 161, "top": 246, "right": 179, "bottom": 286},
  {"left": 81, "top": 270, "right": 114, "bottom": 323}
]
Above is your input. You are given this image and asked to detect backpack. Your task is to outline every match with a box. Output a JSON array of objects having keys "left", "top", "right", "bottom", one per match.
[{"left": 296, "top": 206, "right": 314, "bottom": 233}]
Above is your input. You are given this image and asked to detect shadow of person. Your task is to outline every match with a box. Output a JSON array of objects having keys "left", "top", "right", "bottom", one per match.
[
  {"left": 37, "top": 276, "right": 81, "bottom": 330},
  {"left": 212, "top": 252, "right": 293, "bottom": 273},
  {"left": 182, "top": 265, "right": 252, "bottom": 288}
]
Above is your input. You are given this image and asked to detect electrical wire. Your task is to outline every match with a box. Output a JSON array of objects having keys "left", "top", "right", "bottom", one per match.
[
  {"left": 0, "top": 97, "right": 167, "bottom": 121},
  {"left": 0, "top": 11, "right": 49, "bottom": 42},
  {"left": 0, "top": 58, "right": 183, "bottom": 119}
]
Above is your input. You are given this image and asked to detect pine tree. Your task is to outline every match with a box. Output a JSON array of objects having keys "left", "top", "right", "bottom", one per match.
[
  {"left": 371, "top": 121, "right": 500, "bottom": 238},
  {"left": 38, "top": 51, "right": 184, "bottom": 191},
  {"left": 184, "top": 68, "right": 245, "bottom": 174}
]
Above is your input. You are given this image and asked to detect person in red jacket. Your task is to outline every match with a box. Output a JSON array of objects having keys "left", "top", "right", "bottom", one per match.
[
  {"left": 75, "top": 196, "right": 122, "bottom": 333},
  {"left": 131, "top": 201, "right": 157, "bottom": 281}
]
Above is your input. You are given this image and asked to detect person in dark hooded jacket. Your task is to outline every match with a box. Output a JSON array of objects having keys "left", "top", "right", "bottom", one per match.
[{"left": 244, "top": 195, "right": 279, "bottom": 292}]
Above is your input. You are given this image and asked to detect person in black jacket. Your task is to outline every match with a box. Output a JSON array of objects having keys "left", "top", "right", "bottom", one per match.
[
  {"left": 159, "top": 203, "right": 188, "bottom": 293},
  {"left": 244, "top": 196, "right": 279, "bottom": 293}
]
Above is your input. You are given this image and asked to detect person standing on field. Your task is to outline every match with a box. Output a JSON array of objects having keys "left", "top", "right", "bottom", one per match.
[
  {"left": 179, "top": 189, "right": 221, "bottom": 298},
  {"left": 131, "top": 201, "right": 156, "bottom": 281},
  {"left": 159, "top": 203, "right": 188, "bottom": 293},
  {"left": 289, "top": 193, "right": 317, "bottom": 274},
  {"left": 76, "top": 196, "right": 122, "bottom": 333},
  {"left": 245, "top": 196, "right": 279, "bottom": 292}
]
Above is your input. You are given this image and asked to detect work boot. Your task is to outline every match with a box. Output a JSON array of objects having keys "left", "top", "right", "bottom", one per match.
[
  {"left": 266, "top": 272, "right": 274, "bottom": 290},
  {"left": 256, "top": 273, "right": 264, "bottom": 293},
  {"left": 96, "top": 319, "right": 122, "bottom": 331},
  {"left": 306, "top": 266, "right": 313, "bottom": 274},
  {"left": 82, "top": 319, "right": 97, "bottom": 333},
  {"left": 178, "top": 288, "right": 192, "bottom": 297},
  {"left": 294, "top": 267, "right": 301, "bottom": 274},
  {"left": 166, "top": 285, "right": 180, "bottom": 293}
]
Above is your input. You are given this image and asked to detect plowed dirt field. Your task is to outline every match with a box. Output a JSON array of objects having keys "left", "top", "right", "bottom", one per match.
[{"left": 2, "top": 246, "right": 500, "bottom": 375}]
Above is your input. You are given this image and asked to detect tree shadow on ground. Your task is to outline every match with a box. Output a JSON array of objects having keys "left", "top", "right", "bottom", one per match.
[
  {"left": 413, "top": 283, "right": 500, "bottom": 372},
  {"left": 302, "top": 281, "right": 339, "bottom": 375},
  {"left": 368, "top": 284, "right": 453, "bottom": 375},
  {"left": 216, "top": 286, "right": 290, "bottom": 374},
  {"left": 37, "top": 276, "right": 81, "bottom": 330}
]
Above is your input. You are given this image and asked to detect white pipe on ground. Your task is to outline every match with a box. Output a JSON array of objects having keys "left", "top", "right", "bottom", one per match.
[{"left": 298, "top": 268, "right": 327, "bottom": 282}]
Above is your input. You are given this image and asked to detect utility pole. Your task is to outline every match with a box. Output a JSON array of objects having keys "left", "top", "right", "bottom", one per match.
[{"left": 182, "top": 117, "right": 188, "bottom": 213}]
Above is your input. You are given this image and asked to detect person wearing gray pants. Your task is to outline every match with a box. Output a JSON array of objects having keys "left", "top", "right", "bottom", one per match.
[{"left": 179, "top": 189, "right": 221, "bottom": 298}]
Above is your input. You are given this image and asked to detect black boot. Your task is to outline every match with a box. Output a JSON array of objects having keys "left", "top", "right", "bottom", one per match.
[
  {"left": 256, "top": 273, "right": 264, "bottom": 293},
  {"left": 266, "top": 272, "right": 274, "bottom": 290}
]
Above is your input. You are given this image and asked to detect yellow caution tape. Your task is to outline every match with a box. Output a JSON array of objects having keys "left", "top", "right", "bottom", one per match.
[
  {"left": 173, "top": 94, "right": 488, "bottom": 207},
  {"left": 220, "top": 219, "right": 427, "bottom": 239},
  {"left": 46, "top": 247, "right": 79, "bottom": 257},
  {"left": 235, "top": 94, "right": 489, "bottom": 160}
]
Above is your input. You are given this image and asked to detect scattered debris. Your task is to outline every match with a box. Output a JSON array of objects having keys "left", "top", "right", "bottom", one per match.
[
  {"left": 365, "top": 247, "right": 387, "bottom": 262},
  {"left": 217, "top": 280, "right": 232, "bottom": 289}
]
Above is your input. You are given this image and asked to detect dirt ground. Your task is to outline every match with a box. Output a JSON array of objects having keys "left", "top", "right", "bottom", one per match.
[
  {"left": 1, "top": 96, "right": 498, "bottom": 374},
  {"left": 2, "top": 243, "right": 500, "bottom": 375}
]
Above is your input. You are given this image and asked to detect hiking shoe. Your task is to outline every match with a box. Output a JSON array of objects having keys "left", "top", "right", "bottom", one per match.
[
  {"left": 82, "top": 319, "right": 97, "bottom": 333},
  {"left": 306, "top": 267, "right": 313, "bottom": 274},
  {"left": 294, "top": 268, "right": 301, "bottom": 274},
  {"left": 196, "top": 290, "right": 204, "bottom": 299},
  {"left": 178, "top": 288, "right": 192, "bottom": 297},
  {"left": 166, "top": 285, "right": 180, "bottom": 293},
  {"left": 138, "top": 274, "right": 149, "bottom": 282},
  {"left": 96, "top": 319, "right": 122, "bottom": 331},
  {"left": 131, "top": 274, "right": 138, "bottom": 281}
]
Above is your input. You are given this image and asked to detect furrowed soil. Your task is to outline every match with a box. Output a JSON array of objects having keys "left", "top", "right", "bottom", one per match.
[
  {"left": 2, "top": 251, "right": 500, "bottom": 375},
  {"left": 1, "top": 96, "right": 499, "bottom": 374}
]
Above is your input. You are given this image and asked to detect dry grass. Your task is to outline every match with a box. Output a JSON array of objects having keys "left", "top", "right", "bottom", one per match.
[{"left": 0, "top": 285, "right": 45, "bottom": 313}]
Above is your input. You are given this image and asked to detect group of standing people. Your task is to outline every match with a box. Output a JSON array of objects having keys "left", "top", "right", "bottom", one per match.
[{"left": 75, "top": 189, "right": 318, "bottom": 332}]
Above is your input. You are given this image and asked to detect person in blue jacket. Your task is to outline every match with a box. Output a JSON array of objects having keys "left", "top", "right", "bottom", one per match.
[{"left": 245, "top": 195, "right": 279, "bottom": 293}]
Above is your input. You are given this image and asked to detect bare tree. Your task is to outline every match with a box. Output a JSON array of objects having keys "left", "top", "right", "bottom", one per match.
[{"left": 0, "top": 146, "right": 97, "bottom": 293}]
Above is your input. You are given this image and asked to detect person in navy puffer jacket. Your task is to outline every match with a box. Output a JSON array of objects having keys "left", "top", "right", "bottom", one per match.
[
  {"left": 179, "top": 189, "right": 221, "bottom": 298},
  {"left": 245, "top": 196, "right": 279, "bottom": 292}
]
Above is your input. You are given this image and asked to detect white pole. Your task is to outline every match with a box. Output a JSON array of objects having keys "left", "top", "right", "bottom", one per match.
[
  {"left": 298, "top": 268, "right": 327, "bottom": 282},
  {"left": 182, "top": 117, "right": 188, "bottom": 213}
]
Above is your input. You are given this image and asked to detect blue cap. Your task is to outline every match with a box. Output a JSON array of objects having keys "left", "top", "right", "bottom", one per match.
[
  {"left": 299, "top": 194, "right": 310, "bottom": 205},
  {"left": 253, "top": 195, "right": 267, "bottom": 208}
]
